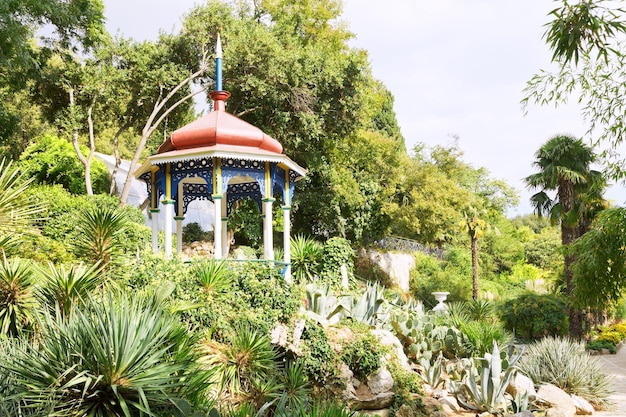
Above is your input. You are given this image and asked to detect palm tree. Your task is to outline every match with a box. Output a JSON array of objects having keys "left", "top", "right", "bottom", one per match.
[
  {"left": 460, "top": 207, "right": 488, "bottom": 300},
  {"left": 524, "top": 134, "right": 604, "bottom": 337}
]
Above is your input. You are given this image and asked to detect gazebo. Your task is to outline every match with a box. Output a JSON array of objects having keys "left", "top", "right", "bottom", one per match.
[{"left": 134, "top": 36, "right": 306, "bottom": 281}]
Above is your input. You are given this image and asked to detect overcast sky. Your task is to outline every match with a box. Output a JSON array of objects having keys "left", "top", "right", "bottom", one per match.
[{"left": 103, "top": 0, "right": 623, "bottom": 215}]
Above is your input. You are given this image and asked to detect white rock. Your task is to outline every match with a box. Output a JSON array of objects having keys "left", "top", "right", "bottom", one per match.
[
  {"left": 537, "top": 384, "right": 576, "bottom": 417},
  {"left": 367, "top": 367, "right": 394, "bottom": 395},
  {"left": 571, "top": 394, "right": 594, "bottom": 415},
  {"left": 439, "top": 395, "right": 460, "bottom": 412},
  {"left": 507, "top": 372, "right": 537, "bottom": 399},
  {"left": 371, "top": 329, "right": 412, "bottom": 372}
]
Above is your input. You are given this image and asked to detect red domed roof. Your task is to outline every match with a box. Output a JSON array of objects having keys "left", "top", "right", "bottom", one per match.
[{"left": 157, "top": 91, "right": 283, "bottom": 154}]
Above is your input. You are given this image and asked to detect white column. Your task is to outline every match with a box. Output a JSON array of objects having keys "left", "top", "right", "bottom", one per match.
[
  {"left": 213, "top": 195, "right": 222, "bottom": 259},
  {"left": 163, "top": 200, "right": 174, "bottom": 258},
  {"left": 283, "top": 205, "right": 291, "bottom": 283},
  {"left": 175, "top": 216, "right": 184, "bottom": 255},
  {"left": 150, "top": 209, "right": 160, "bottom": 253},
  {"left": 263, "top": 198, "right": 275, "bottom": 260}
]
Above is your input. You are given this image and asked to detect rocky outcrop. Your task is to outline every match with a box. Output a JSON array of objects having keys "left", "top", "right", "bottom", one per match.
[
  {"left": 371, "top": 329, "right": 413, "bottom": 372},
  {"left": 364, "top": 250, "right": 415, "bottom": 292},
  {"left": 537, "top": 384, "right": 577, "bottom": 417},
  {"left": 571, "top": 394, "right": 594, "bottom": 415}
]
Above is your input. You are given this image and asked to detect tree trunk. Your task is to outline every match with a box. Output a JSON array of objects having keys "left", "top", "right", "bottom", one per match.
[
  {"left": 558, "top": 179, "right": 582, "bottom": 337},
  {"left": 471, "top": 235, "right": 479, "bottom": 300},
  {"left": 68, "top": 87, "right": 94, "bottom": 195}
]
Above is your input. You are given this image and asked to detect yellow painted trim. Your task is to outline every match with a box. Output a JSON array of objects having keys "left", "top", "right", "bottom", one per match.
[
  {"left": 216, "top": 157, "right": 222, "bottom": 194},
  {"left": 150, "top": 174, "right": 156, "bottom": 209},
  {"left": 265, "top": 161, "right": 271, "bottom": 198},
  {"left": 285, "top": 168, "right": 290, "bottom": 205},
  {"left": 165, "top": 163, "right": 171, "bottom": 200}
]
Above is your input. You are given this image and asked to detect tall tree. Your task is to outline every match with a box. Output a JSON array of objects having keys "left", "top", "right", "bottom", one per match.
[
  {"left": 524, "top": 1, "right": 626, "bottom": 178},
  {"left": 0, "top": 0, "right": 105, "bottom": 148},
  {"left": 524, "top": 134, "right": 603, "bottom": 337}
]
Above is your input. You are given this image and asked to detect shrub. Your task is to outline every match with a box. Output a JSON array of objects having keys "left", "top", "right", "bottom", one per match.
[
  {"left": 596, "top": 330, "right": 622, "bottom": 346},
  {"left": 586, "top": 339, "right": 616, "bottom": 354},
  {"left": 607, "top": 322, "right": 626, "bottom": 339},
  {"left": 499, "top": 292, "right": 568, "bottom": 340},
  {"left": 18, "top": 134, "right": 110, "bottom": 194},
  {"left": 295, "top": 320, "right": 339, "bottom": 386},
  {"left": 319, "top": 237, "right": 354, "bottom": 287},
  {"left": 354, "top": 251, "right": 392, "bottom": 287},
  {"left": 340, "top": 332, "right": 384, "bottom": 380},
  {"left": 183, "top": 222, "right": 208, "bottom": 243},
  {"left": 517, "top": 336, "right": 613, "bottom": 407},
  {"left": 459, "top": 320, "right": 512, "bottom": 357}
]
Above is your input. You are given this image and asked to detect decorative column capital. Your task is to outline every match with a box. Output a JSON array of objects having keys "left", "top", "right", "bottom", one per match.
[
  {"left": 262, "top": 197, "right": 276, "bottom": 203},
  {"left": 174, "top": 216, "right": 185, "bottom": 221},
  {"left": 282, "top": 205, "right": 291, "bottom": 211},
  {"left": 150, "top": 208, "right": 161, "bottom": 213},
  {"left": 212, "top": 194, "right": 223, "bottom": 200},
  {"left": 161, "top": 199, "right": 176, "bottom": 205}
]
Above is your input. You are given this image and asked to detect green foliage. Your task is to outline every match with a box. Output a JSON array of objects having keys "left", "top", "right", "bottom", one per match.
[
  {"left": 499, "top": 292, "right": 568, "bottom": 340},
  {"left": 319, "top": 237, "right": 354, "bottom": 286},
  {"left": 517, "top": 336, "right": 613, "bottom": 406},
  {"left": 571, "top": 207, "right": 626, "bottom": 309},
  {"left": 0, "top": 257, "right": 36, "bottom": 337},
  {"left": 0, "top": 158, "right": 43, "bottom": 241},
  {"left": 18, "top": 134, "right": 110, "bottom": 194},
  {"left": 344, "top": 281, "right": 389, "bottom": 328},
  {"left": 459, "top": 320, "right": 512, "bottom": 358},
  {"left": 586, "top": 339, "right": 616, "bottom": 354},
  {"left": 596, "top": 330, "right": 623, "bottom": 346},
  {"left": 304, "top": 281, "right": 345, "bottom": 325},
  {"left": 340, "top": 332, "right": 384, "bottom": 380},
  {"left": 291, "top": 235, "right": 323, "bottom": 284},
  {"left": 35, "top": 262, "right": 103, "bottom": 317},
  {"left": 410, "top": 250, "right": 471, "bottom": 307},
  {"left": 229, "top": 199, "right": 262, "bottom": 248},
  {"left": 418, "top": 353, "right": 445, "bottom": 389},
  {"left": 202, "top": 323, "right": 279, "bottom": 400},
  {"left": 193, "top": 259, "right": 233, "bottom": 295},
  {"left": 184, "top": 222, "right": 209, "bottom": 243},
  {"left": 0, "top": 294, "right": 209, "bottom": 415},
  {"left": 73, "top": 205, "right": 128, "bottom": 268},
  {"left": 296, "top": 320, "right": 339, "bottom": 386}
]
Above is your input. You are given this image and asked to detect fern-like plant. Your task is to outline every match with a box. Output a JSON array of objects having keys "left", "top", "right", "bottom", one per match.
[
  {"left": 193, "top": 259, "right": 232, "bottom": 295},
  {"left": 290, "top": 235, "right": 322, "bottom": 283}
]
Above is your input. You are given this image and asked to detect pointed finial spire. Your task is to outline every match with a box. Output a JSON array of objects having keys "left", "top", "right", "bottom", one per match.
[{"left": 215, "top": 33, "right": 223, "bottom": 91}]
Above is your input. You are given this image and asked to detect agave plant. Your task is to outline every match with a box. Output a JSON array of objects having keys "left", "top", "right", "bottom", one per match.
[
  {"left": 35, "top": 262, "right": 104, "bottom": 317},
  {"left": 304, "top": 281, "right": 346, "bottom": 325},
  {"left": 457, "top": 342, "right": 520, "bottom": 415},
  {"left": 73, "top": 205, "right": 128, "bottom": 268},
  {"left": 343, "top": 282, "right": 388, "bottom": 328},
  {"left": 2, "top": 294, "right": 210, "bottom": 416},
  {"left": 0, "top": 257, "right": 36, "bottom": 337}
]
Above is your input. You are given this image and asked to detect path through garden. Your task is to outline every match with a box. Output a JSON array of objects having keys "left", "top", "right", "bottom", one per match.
[{"left": 595, "top": 346, "right": 626, "bottom": 416}]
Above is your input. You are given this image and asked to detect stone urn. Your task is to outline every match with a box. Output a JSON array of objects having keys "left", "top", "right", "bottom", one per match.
[{"left": 431, "top": 291, "right": 450, "bottom": 312}]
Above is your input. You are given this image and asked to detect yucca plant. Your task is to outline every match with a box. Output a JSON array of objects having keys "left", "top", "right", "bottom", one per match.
[
  {"left": 2, "top": 294, "right": 211, "bottom": 416},
  {"left": 35, "top": 262, "right": 104, "bottom": 317},
  {"left": 202, "top": 323, "right": 280, "bottom": 401},
  {"left": 193, "top": 259, "right": 232, "bottom": 295},
  {"left": 0, "top": 159, "right": 43, "bottom": 237},
  {"left": 290, "top": 235, "right": 322, "bottom": 283},
  {"left": 0, "top": 257, "right": 36, "bottom": 337},
  {"left": 517, "top": 336, "right": 613, "bottom": 407},
  {"left": 343, "top": 281, "right": 388, "bottom": 328},
  {"left": 74, "top": 205, "right": 128, "bottom": 269}
]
